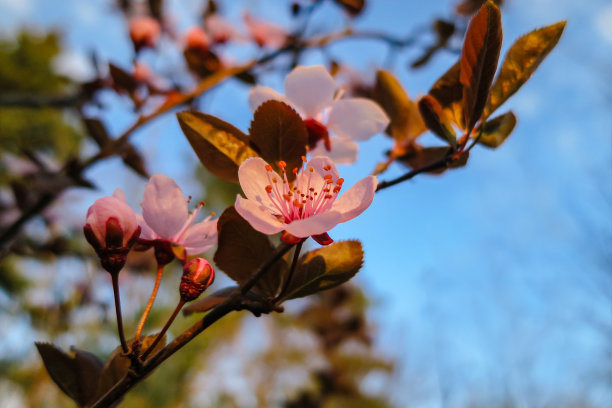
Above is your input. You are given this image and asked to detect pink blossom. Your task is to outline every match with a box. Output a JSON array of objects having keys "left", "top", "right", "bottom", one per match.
[
  {"left": 84, "top": 189, "right": 141, "bottom": 273},
  {"left": 234, "top": 156, "right": 377, "bottom": 245},
  {"left": 139, "top": 174, "right": 217, "bottom": 256},
  {"left": 180, "top": 257, "right": 215, "bottom": 302},
  {"left": 243, "top": 12, "right": 288, "bottom": 49},
  {"left": 184, "top": 26, "right": 211, "bottom": 52},
  {"left": 204, "top": 14, "right": 242, "bottom": 44},
  {"left": 249, "top": 65, "right": 390, "bottom": 164},
  {"left": 129, "top": 16, "right": 161, "bottom": 51}
]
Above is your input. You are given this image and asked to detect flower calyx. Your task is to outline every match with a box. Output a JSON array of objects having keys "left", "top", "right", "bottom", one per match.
[{"left": 179, "top": 258, "right": 215, "bottom": 302}]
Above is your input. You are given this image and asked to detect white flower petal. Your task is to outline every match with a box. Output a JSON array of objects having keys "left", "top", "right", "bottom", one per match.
[
  {"left": 235, "top": 195, "right": 285, "bottom": 235},
  {"left": 238, "top": 157, "right": 282, "bottom": 212},
  {"left": 142, "top": 174, "right": 188, "bottom": 239},
  {"left": 327, "top": 98, "right": 390, "bottom": 141},
  {"left": 331, "top": 175, "right": 377, "bottom": 223},
  {"left": 112, "top": 188, "right": 127, "bottom": 202},
  {"left": 285, "top": 65, "right": 335, "bottom": 118},
  {"left": 136, "top": 214, "right": 157, "bottom": 240},
  {"left": 284, "top": 210, "right": 343, "bottom": 237},
  {"left": 182, "top": 218, "right": 218, "bottom": 255},
  {"left": 248, "top": 86, "right": 291, "bottom": 112},
  {"left": 296, "top": 155, "right": 340, "bottom": 195},
  {"left": 309, "top": 137, "right": 359, "bottom": 165}
]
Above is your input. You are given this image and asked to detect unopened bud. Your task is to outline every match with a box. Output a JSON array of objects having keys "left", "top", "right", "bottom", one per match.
[
  {"left": 129, "top": 16, "right": 161, "bottom": 52},
  {"left": 179, "top": 258, "right": 215, "bottom": 302},
  {"left": 84, "top": 193, "right": 140, "bottom": 274}
]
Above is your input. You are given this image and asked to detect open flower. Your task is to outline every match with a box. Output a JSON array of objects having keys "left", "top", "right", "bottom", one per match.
[
  {"left": 235, "top": 156, "right": 376, "bottom": 245},
  {"left": 84, "top": 189, "right": 141, "bottom": 274},
  {"left": 248, "top": 65, "right": 390, "bottom": 164},
  {"left": 139, "top": 174, "right": 217, "bottom": 262}
]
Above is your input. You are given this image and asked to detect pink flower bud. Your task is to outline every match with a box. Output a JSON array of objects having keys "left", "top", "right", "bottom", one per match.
[
  {"left": 179, "top": 258, "right": 215, "bottom": 302},
  {"left": 129, "top": 16, "right": 161, "bottom": 52},
  {"left": 84, "top": 192, "right": 140, "bottom": 274},
  {"left": 185, "top": 26, "right": 211, "bottom": 53}
]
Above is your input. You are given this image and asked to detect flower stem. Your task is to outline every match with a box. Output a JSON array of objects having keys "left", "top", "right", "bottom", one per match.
[
  {"left": 278, "top": 240, "right": 303, "bottom": 301},
  {"left": 111, "top": 272, "right": 129, "bottom": 354},
  {"left": 140, "top": 299, "right": 185, "bottom": 361},
  {"left": 134, "top": 264, "right": 164, "bottom": 346}
]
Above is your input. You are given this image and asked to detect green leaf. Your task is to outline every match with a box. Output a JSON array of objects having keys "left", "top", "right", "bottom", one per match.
[
  {"left": 417, "top": 95, "right": 457, "bottom": 149},
  {"left": 477, "top": 111, "right": 517, "bottom": 148},
  {"left": 178, "top": 110, "right": 259, "bottom": 182},
  {"left": 374, "top": 70, "right": 426, "bottom": 142},
  {"left": 95, "top": 334, "right": 166, "bottom": 403},
  {"left": 36, "top": 342, "right": 104, "bottom": 407},
  {"left": 249, "top": 100, "right": 308, "bottom": 181},
  {"left": 282, "top": 240, "right": 364, "bottom": 300},
  {"left": 460, "top": 0, "right": 503, "bottom": 131},
  {"left": 213, "top": 206, "right": 287, "bottom": 296},
  {"left": 485, "top": 21, "right": 566, "bottom": 117}
]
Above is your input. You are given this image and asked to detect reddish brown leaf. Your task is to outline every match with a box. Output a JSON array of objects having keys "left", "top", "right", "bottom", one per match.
[
  {"left": 460, "top": 0, "right": 503, "bottom": 131},
  {"left": 418, "top": 95, "right": 457, "bottom": 149}
]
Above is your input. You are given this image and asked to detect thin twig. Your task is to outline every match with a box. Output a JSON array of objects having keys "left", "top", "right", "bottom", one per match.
[
  {"left": 133, "top": 264, "right": 164, "bottom": 347},
  {"left": 111, "top": 272, "right": 129, "bottom": 354},
  {"left": 277, "top": 240, "right": 303, "bottom": 300},
  {"left": 140, "top": 299, "right": 185, "bottom": 361}
]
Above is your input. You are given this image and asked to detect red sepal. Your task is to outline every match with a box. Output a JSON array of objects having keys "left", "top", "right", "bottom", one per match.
[
  {"left": 312, "top": 232, "right": 333, "bottom": 246},
  {"left": 281, "top": 231, "right": 302, "bottom": 244}
]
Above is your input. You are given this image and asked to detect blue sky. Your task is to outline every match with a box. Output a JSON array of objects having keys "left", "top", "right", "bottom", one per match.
[{"left": 1, "top": 0, "right": 611, "bottom": 406}]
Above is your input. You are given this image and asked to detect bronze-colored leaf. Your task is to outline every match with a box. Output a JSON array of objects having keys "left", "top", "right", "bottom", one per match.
[
  {"left": 183, "top": 286, "right": 238, "bottom": 316},
  {"left": 214, "top": 206, "right": 287, "bottom": 296},
  {"left": 83, "top": 118, "right": 110, "bottom": 147},
  {"left": 477, "top": 111, "right": 516, "bottom": 148},
  {"left": 485, "top": 21, "right": 566, "bottom": 117},
  {"left": 333, "top": 0, "right": 365, "bottom": 16},
  {"left": 429, "top": 61, "right": 465, "bottom": 129},
  {"left": 374, "top": 70, "right": 426, "bottom": 142},
  {"left": 36, "top": 343, "right": 104, "bottom": 407},
  {"left": 178, "top": 110, "right": 259, "bottom": 182},
  {"left": 397, "top": 146, "right": 468, "bottom": 174},
  {"left": 282, "top": 241, "right": 363, "bottom": 300},
  {"left": 249, "top": 100, "right": 308, "bottom": 181},
  {"left": 418, "top": 95, "right": 457, "bottom": 149},
  {"left": 109, "top": 63, "right": 138, "bottom": 94},
  {"left": 184, "top": 48, "right": 222, "bottom": 78},
  {"left": 460, "top": 0, "right": 503, "bottom": 131}
]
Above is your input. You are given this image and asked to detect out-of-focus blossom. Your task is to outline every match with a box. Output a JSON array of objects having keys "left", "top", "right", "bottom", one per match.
[
  {"left": 179, "top": 257, "right": 215, "bottom": 302},
  {"left": 129, "top": 16, "right": 161, "bottom": 51},
  {"left": 235, "top": 156, "right": 377, "bottom": 245},
  {"left": 243, "top": 12, "right": 288, "bottom": 49},
  {"left": 139, "top": 174, "right": 217, "bottom": 263},
  {"left": 133, "top": 61, "right": 152, "bottom": 83},
  {"left": 185, "top": 26, "right": 211, "bottom": 52},
  {"left": 249, "top": 65, "right": 389, "bottom": 164},
  {"left": 205, "top": 14, "right": 242, "bottom": 44},
  {"left": 84, "top": 189, "right": 141, "bottom": 274}
]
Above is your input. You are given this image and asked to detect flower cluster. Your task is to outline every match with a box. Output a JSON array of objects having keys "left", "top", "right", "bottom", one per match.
[{"left": 84, "top": 174, "right": 218, "bottom": 270}]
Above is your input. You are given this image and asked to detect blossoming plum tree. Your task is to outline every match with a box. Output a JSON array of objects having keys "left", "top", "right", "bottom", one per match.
[{"left": 0, "top": 0, "right": 567, "bottom": 406}]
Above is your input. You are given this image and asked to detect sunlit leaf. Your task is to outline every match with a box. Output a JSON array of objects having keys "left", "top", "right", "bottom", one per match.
[
  {"left": 477, "top": 111, "right": 516, "bottom": 148},
  {"left": 282, "top": 241, "right": 363, "bottom": 300},
  {"left": 417, "top": 95, "right": 457, "bottom": 149},
  {"left": 214, "top": 206, "right": 287, "bottom": 296},
  {"left": 429, "top": 61, "right": 465, "bottom": 129},
  {"left": 374, "top": 70, "right": 426, "bottom": 142},
  {"left": 178, "top": 110, "right": 259, "bottom": 183},
  {"left": 460, "top": 0, "right": 503, "bottom": 131},
  {"left": 249, "top": 100, "right": 308, "bottom": 181},
  {"left": 485, "top": 21, "right": 566, "bottom": 117},
  {"left": 36, "top": 342, "right": 104, "bottom": 407}
]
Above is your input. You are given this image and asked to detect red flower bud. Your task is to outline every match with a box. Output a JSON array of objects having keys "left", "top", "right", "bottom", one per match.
[
  {"left": 84, "top": 192, "right": 140, "bottom": 274},
  {"left": 179, "top": 258, "right": 215, "bottom": 302},
  {"left": 129, "top": 17, "right": 161, "bottom": 52}
]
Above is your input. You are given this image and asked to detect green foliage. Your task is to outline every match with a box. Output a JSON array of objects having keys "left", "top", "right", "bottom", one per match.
[{"left": 0, "top": 31, "right": 82, "bottom": 161}]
